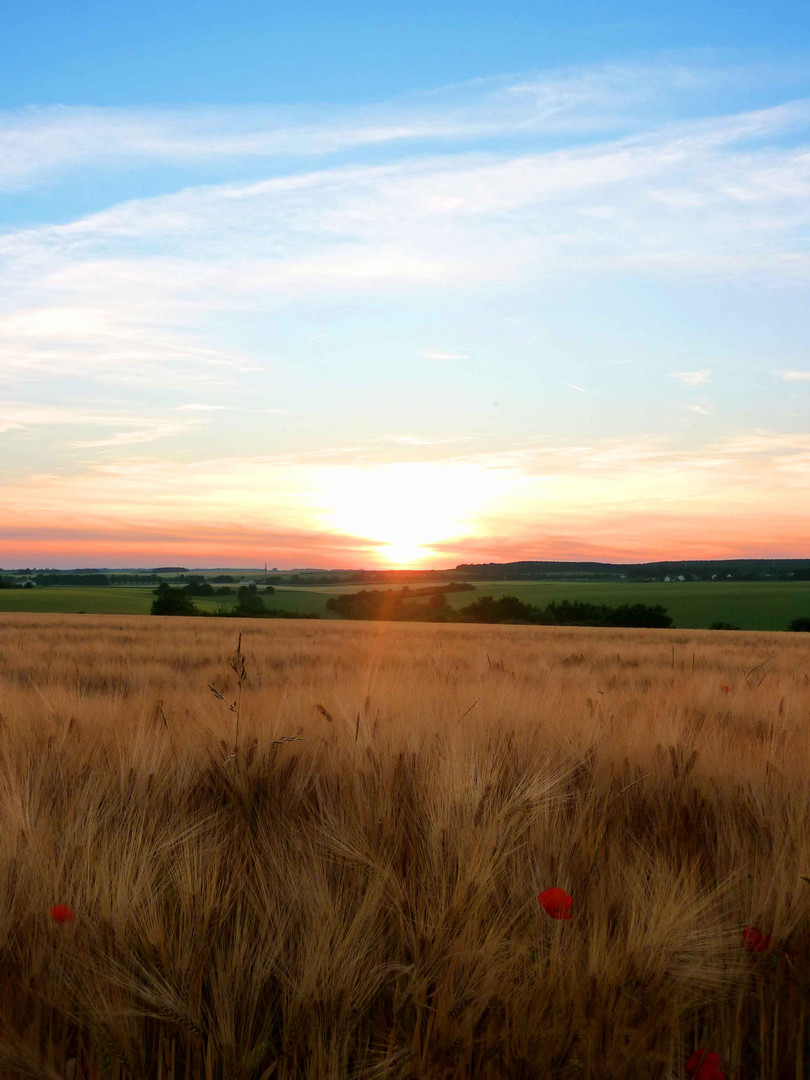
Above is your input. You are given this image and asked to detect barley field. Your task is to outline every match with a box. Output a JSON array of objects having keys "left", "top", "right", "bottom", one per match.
[{"left": 1, "top": 614, "right": 809, "bottom": 1079}]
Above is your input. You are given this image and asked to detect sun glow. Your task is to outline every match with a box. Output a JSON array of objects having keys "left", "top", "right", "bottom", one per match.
[
  {"left": 378, "top": 541, "right": 433, "bottom": 566},
  {"left": 319, "top": 462, "right": 488, "bottom": 566}
]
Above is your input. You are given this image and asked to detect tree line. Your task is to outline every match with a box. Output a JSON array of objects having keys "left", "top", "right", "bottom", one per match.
[
  {"left": 324, "top": 588, "right": 675, "bottom": 627},
  {"left": 149, "top": 583, "right": 314, "bottom": 619}
]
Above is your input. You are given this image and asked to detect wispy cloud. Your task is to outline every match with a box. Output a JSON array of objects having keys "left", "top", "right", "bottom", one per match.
[
  {"left": 4, "top": 91, "right": 809, "bottom": 392},
  {"left": 70, "top": 421, "right": 199, "bottom": 448},
  {"left": 0, "top": 403, "right": 113, "bottom": 434},
  {"left": 670, "top": 370, "right": 711, "bottom": 385},
  {"left": 0, "top": 60, "right": 748, "bottom": 190},
  {"left": 383, "top": 434, "right": 477, "bottom": 446},
  {"left": 0, "top": 302, "right": 259, "bottom": 386},
  {"left": 779, "top": 369, "right": 810, "bottom": 381},
  {"left": 0, "top": 401, "right": 166, "bottom": 435}
]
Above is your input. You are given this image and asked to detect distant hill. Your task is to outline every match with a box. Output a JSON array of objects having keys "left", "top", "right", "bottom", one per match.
[
  {"left": 4, "top": 558, "right": 809, "bottom": 586},
  {"left": 452, "top": 559, "right": 810, "bottom": 582}
]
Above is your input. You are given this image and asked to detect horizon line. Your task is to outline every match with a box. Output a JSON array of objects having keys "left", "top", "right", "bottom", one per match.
[{"left": 5, "top": 555, "right": 810, "bottom": 574}]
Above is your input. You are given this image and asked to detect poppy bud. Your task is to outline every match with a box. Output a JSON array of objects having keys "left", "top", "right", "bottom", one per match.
[
  {"left": 742, "top": 925, "right": 771, "bottom": 952},
  {"left": 49, "top": 904, "right": 75, "bottom": 925},
  {"left": 537, "top": 887, "right": 572, "bottom": 920},
  {"left": 686, "top": 1048, "right": 722, "bottom": 1079}
]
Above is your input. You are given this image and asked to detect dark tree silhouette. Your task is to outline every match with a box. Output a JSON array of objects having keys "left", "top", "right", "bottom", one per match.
[{"left": 151, "top": 583, "right": 199, "bottom": 616}]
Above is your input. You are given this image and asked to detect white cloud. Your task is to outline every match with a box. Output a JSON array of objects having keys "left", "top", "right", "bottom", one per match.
[
  {"left": 0, "top": 401, "right": 148, "bottom": 434},
  {"left": 421, "top": 351, "right": 469, "bottom": 360},
  {"left": 383, "top": 434, "right": 476, "bottom": 446},
  {"left": 3, "top": 94, "right": 809, "bottom": 393},
  {"left": 0, "top": 61, "right": 747, "bottom": 191},
  {"left": 670, "top": 370, "right": 711, "bottom": 385},
  {"left": 779, "top": 370, "right": 810, "bottom": 381},
  {"left": 70, "top": 421, "right": 200, "bottom": 449},
  {"left": 5, "top": 96, "right": 809, "bottom": 307},
  {"left": 715, "top": 430, "right": 810, "bottom": 454},
  {"left": 0, "top": 301, "right": 259, "bottom": 385}
]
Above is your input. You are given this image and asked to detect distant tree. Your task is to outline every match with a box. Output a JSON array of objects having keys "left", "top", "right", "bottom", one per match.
[
  {"left": 264, "top": 585, "right": 275, "bottom": 594},
  {"left": 788, "top": 616, "right": 810, "bottom": 632},
  {"left": 540, "top": 600, "right": 604, "bottom": 625},
  {"left": 710, "top": 621, "right": 742, "bottom": 630},
  {"left": 603, "top": 603, "right": 672, "bottom": 629},
  {"left": 151, "top": 583, "right": 199, "bottom": 616},
  {"left": 236, "top": 586, "right": 266, "bottom": 615},
  {"left": 34, "top": 573, "right": 109, "bottom": 586},
  {"left": 183, "top": 582, "right": 214, "bottom": 596},
  {"left": 537, "top": 600, "right": 672, "bottom": 628},
  {"left": 460, "top": 595, "right": 537, "bottom": 623}
]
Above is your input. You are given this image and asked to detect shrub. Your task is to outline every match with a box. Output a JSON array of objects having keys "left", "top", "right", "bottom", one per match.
[
  {"left": 150, "top": 583, "right": 199, "bottom": 616},
  {"left": 235, "top": 586, "right": 266, "bottom": 615},
  {"left": 460, "top": 594, "right": 536, "bottom": 623}
]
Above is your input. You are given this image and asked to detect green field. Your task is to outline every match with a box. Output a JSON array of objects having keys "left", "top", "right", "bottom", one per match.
[
  {"left": 1, "top": 580, "right": 809, "bottom": 629},
  {"left": 0, "top": 586, "right": 157, "bottom": 615},
  {"left": 0, "top": 586, "right": 330, "bottom": 618},
  {"left": 274, "top": 580, "right": 810, "bottom": 629}
]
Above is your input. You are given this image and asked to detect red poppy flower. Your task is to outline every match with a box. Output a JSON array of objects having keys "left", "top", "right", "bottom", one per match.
[
  {"left": 742, "top": 925, "right": 771, "bottom": 952},
  {"left": 49, "top": 904, "right": 74, "bottom": 925},
  {"left": 537, "top": 887, "right": 572, "bottom": 920},
  {"left": 686, "top": 1049, "right": 723, "bottom": 1079},
  {"left": 720, "top": 685, "right": 730, "bottom": 693}
]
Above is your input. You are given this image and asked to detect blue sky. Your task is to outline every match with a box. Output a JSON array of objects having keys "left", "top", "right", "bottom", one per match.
[
  {"left": 1, "top": 3, "right": 809, "bottom": 567},
  {"left": 1, "top": 2, "right": 808, "bottom": 107}
]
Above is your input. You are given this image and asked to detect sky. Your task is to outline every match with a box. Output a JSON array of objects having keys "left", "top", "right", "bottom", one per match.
[{"left": 1, "top": 2, "right": 809, "bottom": 569}]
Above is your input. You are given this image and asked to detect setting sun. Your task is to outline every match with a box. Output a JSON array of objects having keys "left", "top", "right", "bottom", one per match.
[{"left": 318, "top": 462, "right": 488, "bottom": 565}]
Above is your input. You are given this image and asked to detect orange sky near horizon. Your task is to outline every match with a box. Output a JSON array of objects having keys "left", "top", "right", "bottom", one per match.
[
  {"left": 1, "top": 440, "right": 808, "bottom": 569},
  {"left": 2, "top": 519, "right": 808, "bottom": 570}
]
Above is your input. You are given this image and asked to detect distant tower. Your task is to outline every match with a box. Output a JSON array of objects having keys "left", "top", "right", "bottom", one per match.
[{"left": 264, "top": 562, "right": 268, "bottom": 573}]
